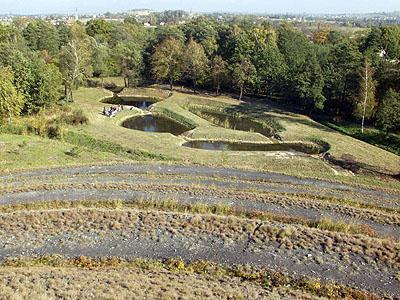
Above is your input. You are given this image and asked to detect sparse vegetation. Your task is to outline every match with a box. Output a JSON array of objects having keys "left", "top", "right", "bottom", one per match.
[{"left": 0, "top": 256, "right": 380, "bottom": 299}]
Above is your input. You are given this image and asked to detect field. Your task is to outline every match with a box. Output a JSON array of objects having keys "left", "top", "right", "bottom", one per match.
[
  {"left": 0, "top": 83, "right": 399, "bottom": 299},
  {"left": 63, "top": 85, "right": 399, "bottom": 186}
]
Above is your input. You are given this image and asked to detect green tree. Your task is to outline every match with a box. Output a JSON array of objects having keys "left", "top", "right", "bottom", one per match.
[
  {"left": 252, "top": 25, "right": 287, "bottom": 96},
  {"left": 154, "top": 26, "right": 185, "bottom": 45},
  {"left": 0, "top": 45, "right": 33, "bottom": 105},
  {"left": 151, "top": 38, "right": 184, "bottom": 90},
  {"left": 381, "top": 26, "right": 400, "bottom": 60},
  {"left": 376, "top": 89, "right": 400, "bottom": 133},
  {"left": 27, "top": 56, "right": 62, "bottom": 112},
  {"left": 0, "top": 67, "right": 24, "bottom": 123},
  {"left": 23, "top": 20, "right": 60, "bottom": 56},
  {"left": 183, "top": 39, "right": 209, "bottom": 92},
  {"left": 183, "top": 17, "right": 219, "bottom": 57},
  {"left": 225, "top": 24, "right": 255, "bottom": 62},
  {"left": 86, "top": 19, "right": 112, "bottom": 40},
  {"left": 232, "top": 58, "right": 256, "bottom": 100},
  {"left": 59, "top": 23, "right": 93, "bottom": 101},
  {"left": 115, "top": 42, "right": 144, "bottom": 87},
  {"left": 354, "top": 60, "right": 377, "bottom": 133},
  {"left": 278, "top": 23, "right": 325, "bottom": 108},
  {"left": 322, "top": 38, "right": 362, "bottom": 116},
  {"left": 362, "top": 27, "right": 382, "bottom": 55},
  {"left": 0, "top": 23, "right": 19, "bottom": 44},
  {"left": 57, "top": 23, "right": 71, "bottom": 47},
  {"left": 210, "top": 55, "right": 228, "bottom": 95},
  {"left": 92, "top": 44, "right": 111, "bottom": 82}
]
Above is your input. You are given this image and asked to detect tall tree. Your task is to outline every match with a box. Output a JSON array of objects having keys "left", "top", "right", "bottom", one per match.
[
  {"left": 278, "top": 23, "right": 325, "bottom": 108},
  {"left": 354, "top": 60, "right": 377, "bottom": 133},
  {"left": 59, "top": 23, "right": 93, "bottom": 101},
  {"left": 0, "top": 67, "right": 24, "bottom": 123},
  {"left": 86, "top": 19, "right": 112, "bottom": 41},
  {"left": 23, "top": 20, "right": 60, "bottom": 56},
  {"left": 183, "top": 39, "right": 209, "bottom": 92},
  {"left": 183, "top": 17, "right": 219, "bottom": 57},
  {"left": 210, "top": 55, "right": 228, "bottom": 95},
  {"left": 27, "top": 56, "right": 62, "bottom": 112},
  {"left": 92, "top": 44, "right": 111, "bottom": 83},
  {"left": 232, "top": 58, "right": 256, "bottom": 100},
  {"left": 322, "top": 38, "right": 362, "bottom": 116},
  {"left": 151, "top": 38, "right": 184, "bottom": 90},
  {"left": 115, "top": 42, "right": 144, "bottom": 87},
  {"left": 0, "top": 45, "right": 33, "bottom": 106},
  {"left": 376, "top": 89, "right": 400, "bottom": 133},
  {"left": 252, "top": 24, "right": 287, "bottom": 96},
  {"left": 381, "top": 26, "right": 400, "bottom": 60}
]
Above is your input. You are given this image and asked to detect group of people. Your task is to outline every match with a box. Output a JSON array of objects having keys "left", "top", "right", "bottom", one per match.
[{"left": 103, "top": 105, "right": 124, "bottom": 117}]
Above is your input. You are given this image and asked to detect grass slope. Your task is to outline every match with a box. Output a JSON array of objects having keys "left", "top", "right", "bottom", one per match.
[
  {"left": 70, "top": 86, "right": 399, "bottom": 188},
  {"left": 0, "top": 134, "right": 126, "bottom": 172}
]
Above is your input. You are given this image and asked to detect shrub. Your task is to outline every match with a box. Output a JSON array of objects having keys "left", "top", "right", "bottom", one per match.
[
  {"left": 62, "top": 109, "right": 89, "bottom": 126},
  {"left": 309, "top": 138, "right": 331, "bottom": 153},
  {"left": 0, "top": 121, "right": 27, "bottom": 135},
  {"left": 28, "top": 109, "right": 47, "bottom": 137},
  {"left": 46, "top": 124, "right": 63, "bottom": 139}
]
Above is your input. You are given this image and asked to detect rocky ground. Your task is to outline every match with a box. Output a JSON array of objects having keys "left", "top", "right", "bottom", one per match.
[{"left": 0, "top": 163, "right": 399, "bottom": 298}]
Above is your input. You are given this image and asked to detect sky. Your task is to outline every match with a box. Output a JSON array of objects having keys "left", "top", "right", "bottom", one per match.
[{"left": 0, "top": 0, "right": 399, "bottom": 15}]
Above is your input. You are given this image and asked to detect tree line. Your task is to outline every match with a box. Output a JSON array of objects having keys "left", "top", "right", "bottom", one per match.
[{"left": 0, "top": 17, "right": 399, "bottom": 133}]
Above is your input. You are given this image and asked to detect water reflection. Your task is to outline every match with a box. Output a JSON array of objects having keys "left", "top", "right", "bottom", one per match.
[{"left": 122, "top": 115, "right": 190, "bottom": 136}]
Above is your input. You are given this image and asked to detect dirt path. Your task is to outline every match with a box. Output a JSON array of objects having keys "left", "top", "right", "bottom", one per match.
[
  {"left": 1, "top": 164, "right": 398, "bottom": 200},
  {"left": 1, "top": 163, "right": 399, "bottom": 238}
]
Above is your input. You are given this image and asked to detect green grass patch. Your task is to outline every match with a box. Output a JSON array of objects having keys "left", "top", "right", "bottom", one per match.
[
  {"left": 0, "top": 134, "right": 126, "bottom": 172},
  {"left": 187, "top": 104, "right": 283, "bottom": 137},
  {"left": 321, "top": 121, "right": 400, "bottom": 156},
  {"left": 63, "top": 131, "right": 174, "bottom": 161}
]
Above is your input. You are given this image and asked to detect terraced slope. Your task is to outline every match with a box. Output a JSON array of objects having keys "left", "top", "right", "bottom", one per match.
[{"left": 0, "top": 163, "right": 399, "bottom": 298}]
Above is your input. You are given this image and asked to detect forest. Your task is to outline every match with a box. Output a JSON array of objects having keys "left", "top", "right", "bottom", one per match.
[{"left": 0, "top": 16, "right": 399, "bottom": 133}]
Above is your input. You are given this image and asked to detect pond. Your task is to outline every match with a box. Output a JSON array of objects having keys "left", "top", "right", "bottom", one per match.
[
  {"left": 122, "top": 115, "right": 191, "bottom": 136},
  {"left": 188, "top": 109, "right": 279, "bottom": 137},
  {"left": 182, "top": 140, "right": 321, "bottom": 154},
  {"left": 103, "top": 96, "right": 158, "bottom": 110}
]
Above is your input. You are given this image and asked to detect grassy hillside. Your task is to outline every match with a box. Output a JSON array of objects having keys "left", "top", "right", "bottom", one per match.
[
  {"left": 1, "top": 85, "right": 398, "bottom": 190},
  {"left": 67, "top": 86, "right": 399, "bottom": 187}
]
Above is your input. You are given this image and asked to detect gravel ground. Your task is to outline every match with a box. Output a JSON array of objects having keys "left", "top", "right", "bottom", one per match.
[
  {"left": 1, "top": 163, "right": 398, "bottom": 199},
  {"left": 0, "top": 209, "right": 398, "bottom": 297},
  {"left": 0, "top": 163, "right": 399, "bottom": 298}
]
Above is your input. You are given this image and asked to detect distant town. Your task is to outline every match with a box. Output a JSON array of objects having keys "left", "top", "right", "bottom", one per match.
[{"left": 0, "top": 9, "right": 399, "bottom": 27}]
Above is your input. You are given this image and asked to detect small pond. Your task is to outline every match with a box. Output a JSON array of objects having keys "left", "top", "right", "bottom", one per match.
[
  {"left": 188, "top": 109, "right": 279, "bottom": 137},
  {"left": 182, "top": 141, "right": 321, "bottom": 154},
  {"left": 122, "top": 115, "right": 190, "bottom": 136},
  {"left": 103, "top": 96, "right": 158, "bottom": 110}
]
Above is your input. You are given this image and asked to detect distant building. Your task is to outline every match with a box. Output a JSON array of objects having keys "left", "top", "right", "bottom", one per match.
[{"left": 127, "top": 9, "right": 151, "bottom": 17}]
